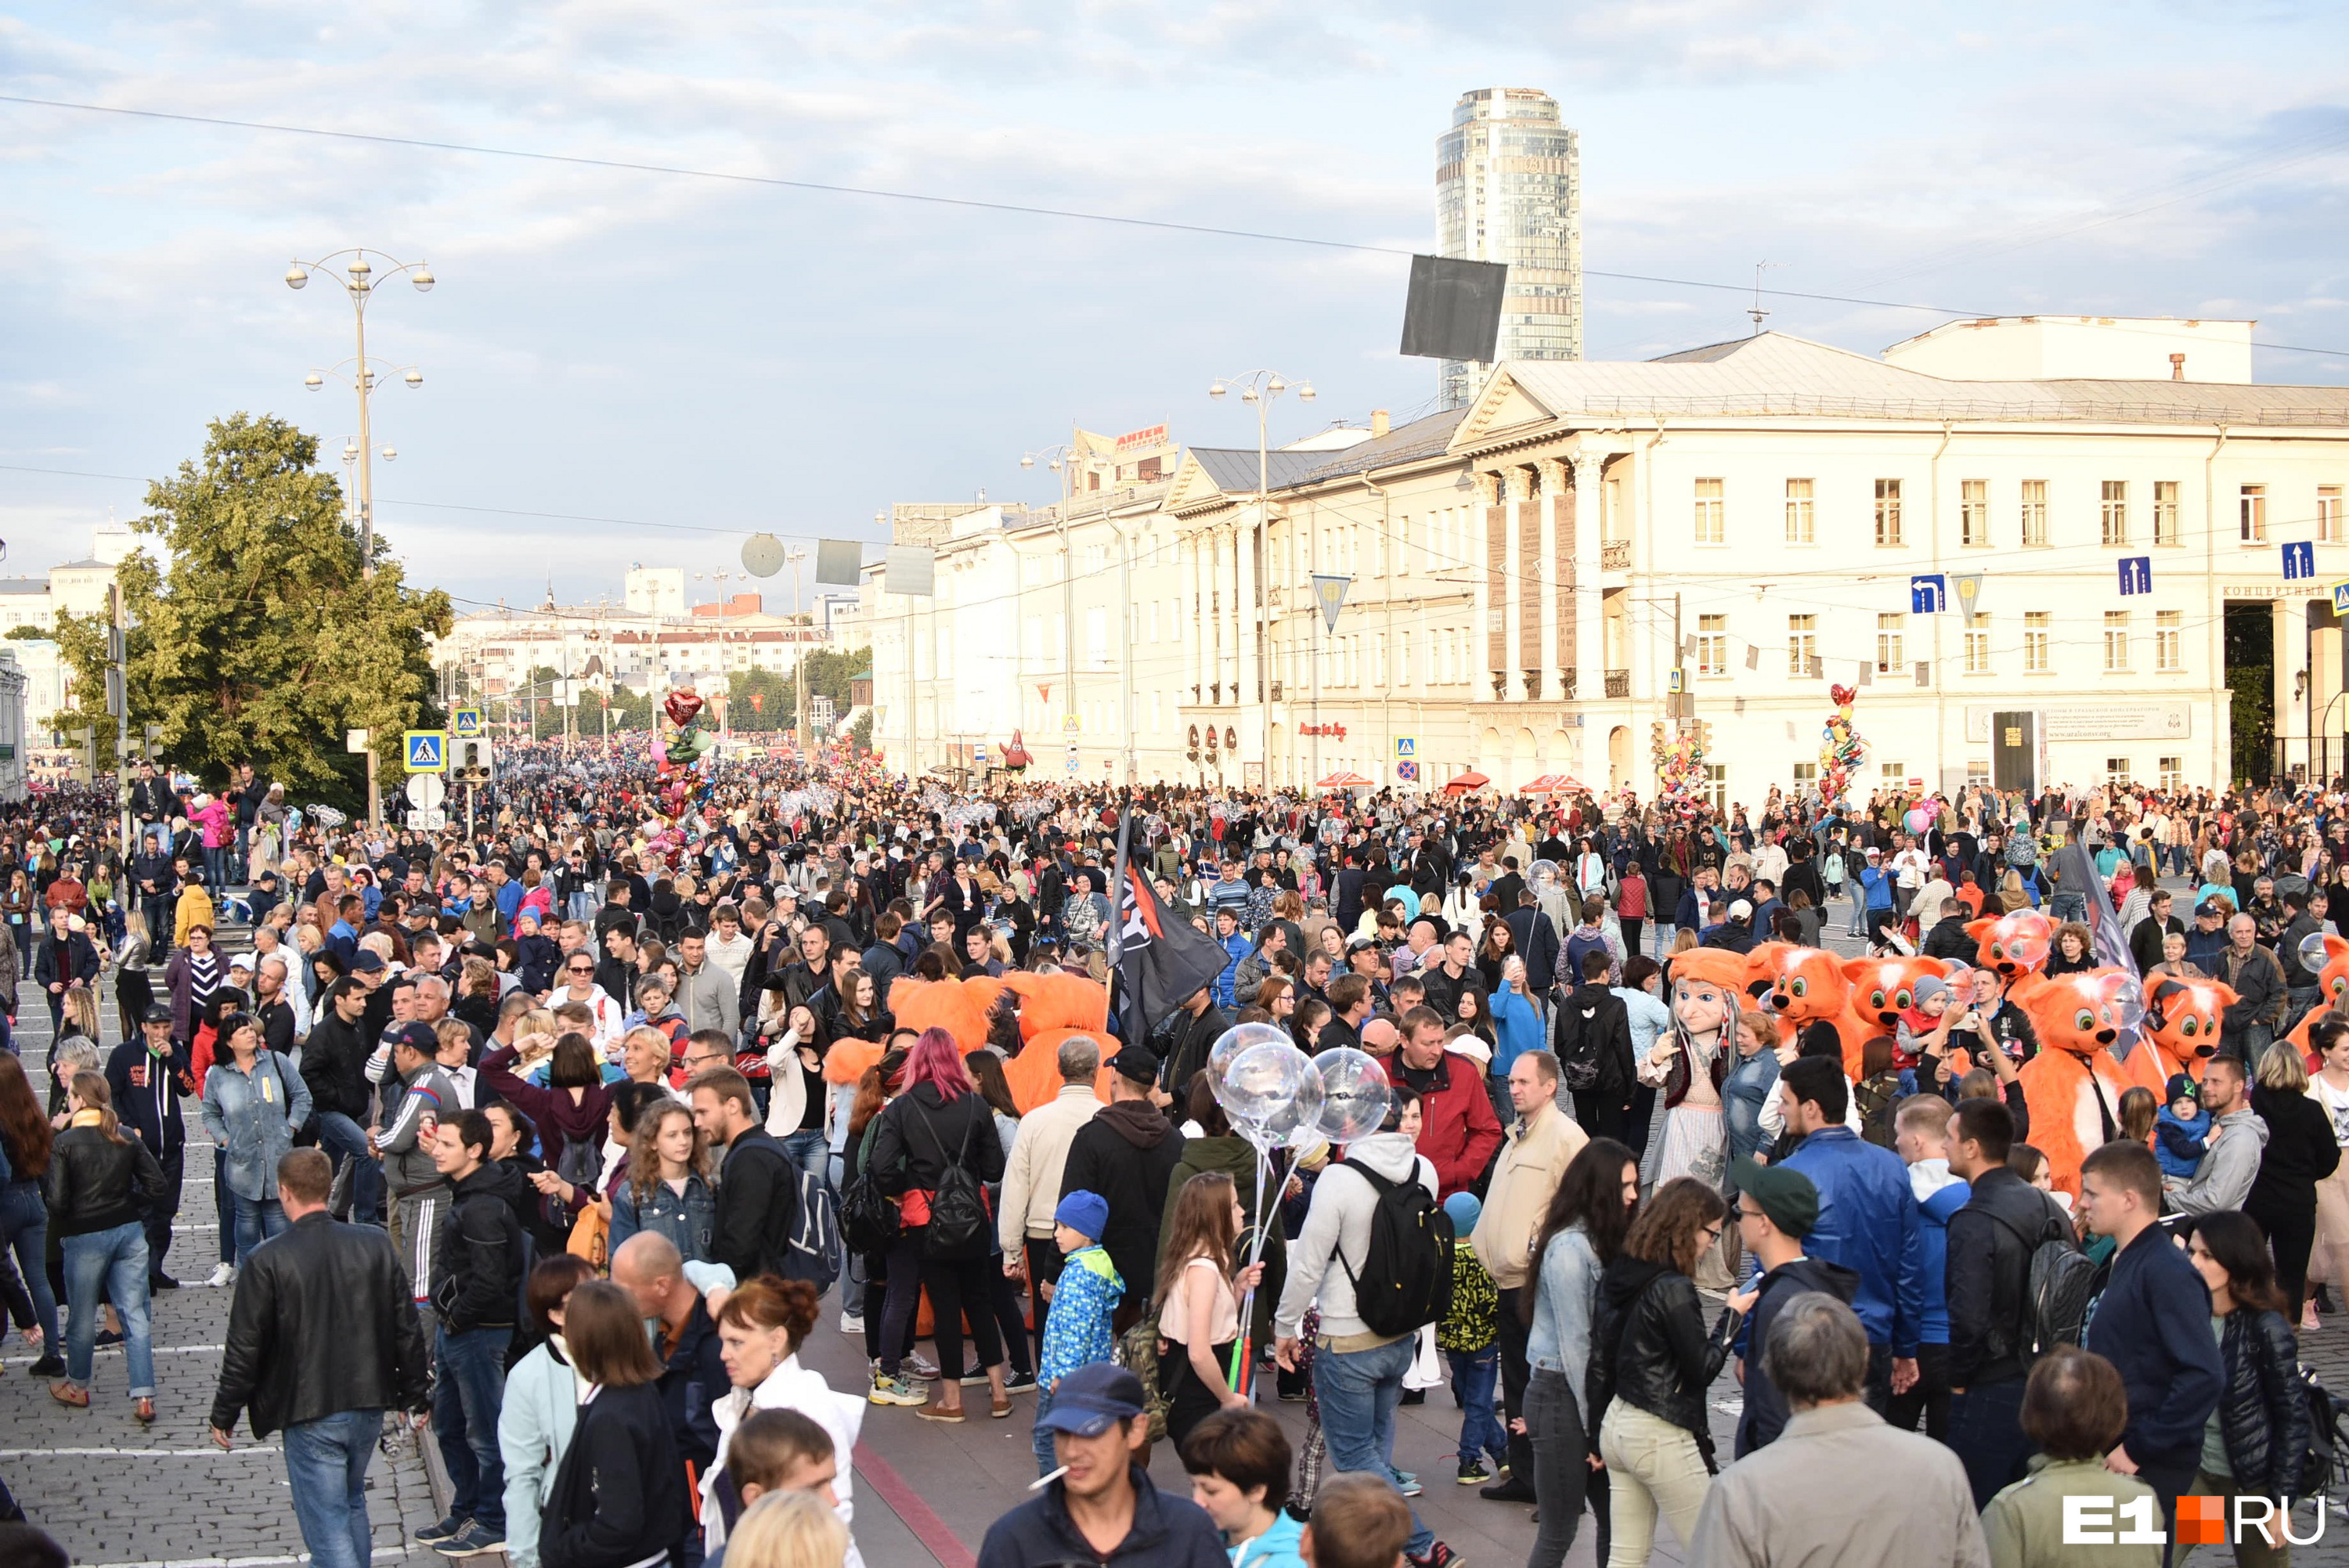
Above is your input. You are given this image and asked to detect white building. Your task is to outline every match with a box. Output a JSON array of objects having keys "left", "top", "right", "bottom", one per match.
[
  {"left": 0, "top": 647, "right": 27, "bottom": 803},
  {"left": 868, "top": 318, "right": 2349, "bottom": 798},
  {"left": 0, "top": 526, "right": 129, "bottom": 741}
]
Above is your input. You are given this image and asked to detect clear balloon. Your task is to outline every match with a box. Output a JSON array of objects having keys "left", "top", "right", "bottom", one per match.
[
  {"left": 2110, "top": 978, "right": 2145, "bottom": 1030},
  {"left": 2301, "top": 932, "right": 2333, "bottom": 974},
  {"left": 1313, "top": 1048, "right": 1395, "bottom": 1144},
  {"left": 1229, "top": 1044, "right": 1326, "bottom": 1149},
  {"left": 1209, "top": 1022, "right": 1293, "bottom": 1086},
  {"left": 1528, "top": 859, "right": 1560, "bottom": 889},
  {"left": 1218, "top": 1040, "right": 1312, "bottom": 1130}
]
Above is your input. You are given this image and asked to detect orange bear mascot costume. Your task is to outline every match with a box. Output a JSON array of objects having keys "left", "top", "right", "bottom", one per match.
[
  {"left": 1966, "top": 910, "right": 2054, "bottom": 984},
  {"left": 2012, "top": 971, "right": 2171, "bottom": 1196},
  {"left": 1748, "top": 943, "right": 1862, "bottom": 1065},
  {"left": 2139, "top": 975, "right": 2237, "bottom": 1087},
  {"left": 1838, "top": 955, "right": 1953, "bottom": 1077},
  {"left": 2285, "top": 934, "right": 2349, "bottom": 1054},
  {"left": 827, "top": 972, "right": 1119, "bottom": 1115}
]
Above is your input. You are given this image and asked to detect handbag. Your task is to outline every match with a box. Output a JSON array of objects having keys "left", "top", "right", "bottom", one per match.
[{"left": 566, "top": 1200, "right": 608, "bottom": 1272}]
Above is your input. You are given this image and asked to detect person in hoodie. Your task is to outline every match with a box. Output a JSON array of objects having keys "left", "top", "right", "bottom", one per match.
[
  {"left": 1062, "top": 1047, "right": 1186, "bottom": 1330},
  {"left": 424, "top": 1108, "right": 528, "bottom": 1559},
  {"left": 1271, "top": 1088, "right": 1453, "bottom": 1568},
  {"left": 1181, "top": 1408, "right": 1306, "bottom": 1568},
  {"left": 2163, "top": 1051, "right": 2268, "bottom": 1217},
  {"left": 104, "top": 1004, "right": 189, "bottom": 1299},
  {"left": 1726, "top": 1158, "right": 1855, "bottom": 1457},
  {"left": 1888, "top": 1095, "right": 1969, "bottom": 1442}
]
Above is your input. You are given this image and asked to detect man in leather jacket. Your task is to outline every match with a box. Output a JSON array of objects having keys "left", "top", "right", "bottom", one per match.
[
  {"left": 1942, "top": 1095, "right": 2073, "bottom": 1508},
  {"left": 300, "top": 979, "right": 383, "bottom": 1227},
  {"left": 209, "top": 1148, "right": 430, "bottom": 1568}
]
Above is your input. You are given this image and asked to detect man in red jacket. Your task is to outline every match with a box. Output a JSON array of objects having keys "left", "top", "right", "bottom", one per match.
[{"left": 1391, "top": 1007, "right": 1502, "bottom": 1198}]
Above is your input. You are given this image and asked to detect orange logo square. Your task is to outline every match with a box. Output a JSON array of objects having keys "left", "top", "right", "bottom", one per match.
[{"left": 2175, "top": 1494, "right": 2226, "bottom": 1545}]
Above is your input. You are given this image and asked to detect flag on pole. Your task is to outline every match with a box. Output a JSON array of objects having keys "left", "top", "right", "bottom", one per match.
[{"left": 1110, "top": 806, "right": 1231, "bottom": 1051}]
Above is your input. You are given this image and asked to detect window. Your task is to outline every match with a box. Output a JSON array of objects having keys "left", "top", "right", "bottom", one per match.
[
  {"left": 2021, "top": 480, "right": 2048, "bottom": 547},
  {"left": 2241, "top": 484, "right": 2268, "bottom": 542},
  {"left": 1373, "top": 632, "right": 1386, "bottom": 687},
  {"left": 1874, "top": 479, "right": 1903, "bottom": 546},
  {"left": 1704, "top": 764, "right": 1727, "bottom": 813},
  {"left": 2160, "top": 756, "right": 2184, "bottom": 792},
  {"left": 2024, "top": 611, "right": 2051, "bottom": 672},
  {"left": 1086, "top": 609, "right": 1110, "bottom": 669},
  {"left": 1964, "top": 617, "right": 1991, "bottom": 675},
  {"left": 1966, "top": 759, "right": 1990, "bottom": 788},
  {"left": 2105, "top": 757, "right": 2132, "bottom": 787},
  {"left": 1960, "top": 479, "right": 1988, "bottom": 547},
  {"left": 1398, "top": 631, "right": 1412, "bottom": 685},
  {"left": 2324, "top": 486, "right": 2344, "bottom": 544},
  {"left": 1696, "top": 614, "right": 1728, "bottom": 676},
  {"left": 1880, "top": 762, "right": 1907, "bottom": 786},
  {"left": 2156, "top": 610, "right": 2182, "bottom": 672},
  {"left": 1694, "top": 478, "right": 1725, "bottom": 545},
  {"left": 2100, "top": 481, "right": 2128, "bottom": 546},
  {"left": 1788, "top": 614, "right": 1816, "bottom": 676},
  {"left": 1792, "top": 762, "right": 1817, "bottom": 786},
  {"left": 1784, "top": 478, "right": 1814, "bottom": 544},
  {"left": 2103, "top": 611, "right": 2130, "bottom": 672},
  {"left": 1876, "top": 612, "right": 1904, "bottom": 672},
  {"left": 2155, "top": 480, "right": 2181, "bottom": 546}
]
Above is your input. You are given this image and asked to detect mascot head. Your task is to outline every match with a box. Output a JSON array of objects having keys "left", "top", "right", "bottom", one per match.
[
  {"left": 2014, "top": 969, "right": 2128, "bottom": 1058},
  {"left": 1668, "top": 948, "right": 1756, "bottom": 1040},
  {"left": 1751, "top": 943, "right": 1851, "bottom": 1025},
  {"left": 2142, "top": 975, "right": 2238, "bottom": 1082},
  {"left": 1966, "top": 910, "right": 2053, "bottom": 982},
  {"left": 1840, "top": 954, "right": 1950, "bottom": 1033}
]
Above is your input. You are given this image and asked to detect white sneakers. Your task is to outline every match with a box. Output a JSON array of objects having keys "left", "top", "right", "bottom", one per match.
[
  {"left": 840, "top": 1310, "right": 864, "bottom": 1335},
  {"left": 207, "top": 1263, "right": 237, "bottom": 1289}
]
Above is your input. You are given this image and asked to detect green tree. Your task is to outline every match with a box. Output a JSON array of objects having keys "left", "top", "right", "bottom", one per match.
[
  {"left": 49, "top": 413, "right": 452, "bottom": 802},
  {"left": 723, "top": 667, "right": 792, "bottom": 732},
  {"left": 781, "top": 645, "right": 869, "bottom": 721}
]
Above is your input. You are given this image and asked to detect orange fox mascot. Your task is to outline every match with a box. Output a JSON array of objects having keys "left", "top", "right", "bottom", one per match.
[
  {"left": 1967, "top": 910, "right": 2055, "bottom": 985},
  {"left": 2284, "top": 934, "right": 2349, "bottom": 1054},
  {"left": 2013, "top": 969, "right": 2171, "bottom": 1196},
  {"left": 1838, "top": 955, "right": 1953, "bottom": 1078},
  {"left": 832, "top": 973, "right": 1116, "bottom": 1113},
  {"left": 2140, "top": 975, "right": 2238, "bottom": 1086}
]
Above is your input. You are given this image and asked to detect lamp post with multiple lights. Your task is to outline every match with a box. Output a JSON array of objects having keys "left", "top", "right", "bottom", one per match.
[
  {"left": 285, "top": 249, "right": 434, "bottom": 576},
  {"left": 1208, "top": 369, "right": 1313, "bottom": 784}
]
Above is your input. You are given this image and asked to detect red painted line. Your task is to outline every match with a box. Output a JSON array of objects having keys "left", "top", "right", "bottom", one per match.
[{"left": 853, "top": 1440, "right": 980, "bottom": 1568}]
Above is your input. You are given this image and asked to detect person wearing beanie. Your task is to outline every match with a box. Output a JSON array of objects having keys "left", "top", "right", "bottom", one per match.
[
  {"left": 1435, "top": 1191, "right": 1507, "bottom": 1486},
  {"left": 2154, "top": 1073, "right": 2212, "bottom": 1181},
  {"left": 1030, "top": 1191, "right": 1124, "bottom": 1478},
  {"left": 1727, "top": 1158, "right": 1859, "bottom": 1456},
  {"left": 1895, "top": 974, "right": 1958, "bottom": 1081}
]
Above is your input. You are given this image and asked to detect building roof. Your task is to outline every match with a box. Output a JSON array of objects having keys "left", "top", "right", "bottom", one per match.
[
  {"left": 1294, "top": 407, "right": 1472, "bottom": 484},
  {"left": 1454, "top": 331, "right": 2349, "bottom": 442},
  {"left": 1188, "top": 447, "right": 1331, "bottom": 496},
  {"left": 50, "top": 559, "right": 111, "bottom": 571},
  {"left": 0, "top": 580, "right": 48, "bottom": 596}
]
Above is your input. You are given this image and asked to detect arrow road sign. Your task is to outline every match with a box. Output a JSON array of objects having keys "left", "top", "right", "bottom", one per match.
[
  {"left": 1910, "top": 574, "right": 1948, "bottom": 614},
  {"left": 2118, "top": 556, "right": 2152, "bottom": 596},
  {"left": 2285, "top": 542, "right": 2316, "bottom": 582}
]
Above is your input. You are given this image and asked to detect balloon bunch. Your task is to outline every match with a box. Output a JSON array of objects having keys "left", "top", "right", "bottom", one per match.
[
  {"left": 1819, "top": 684, "right": 1867, "bottom": 806},
  {"left": 1651, "top": 726, "right": 1707, "bottom": 805},
  {"left": 1207, "top": 1025, "right": 1395, "bottom": 1397},
  {"left": 653, "top": 689, "right": 714, "bottom": 776}
]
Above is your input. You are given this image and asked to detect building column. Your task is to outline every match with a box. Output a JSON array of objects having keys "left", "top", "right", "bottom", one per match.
[
  {"left": 1572, "top": 451, "right": 1604, "bottom": 701},
  {"left": 1474, "top": 473, "right": 1500, "bottom": 704},
  {"left": 1238, "top": 508, "right": 1261, "bottom": 773},
  {"left": 1539, "top": 458, "right": 1567, "bottom": 703},
  {"left": 1499, "top": 470, "right": 1525, "bottom": 702}
]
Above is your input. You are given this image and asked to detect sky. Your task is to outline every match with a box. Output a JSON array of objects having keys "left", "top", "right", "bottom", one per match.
[{"left": 4, "top": 2, "right": 2347, "bottom": 617}]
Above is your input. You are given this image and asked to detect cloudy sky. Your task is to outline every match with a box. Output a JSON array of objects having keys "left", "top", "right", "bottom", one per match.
[{"left": 4, "top": 2, "right": 2345, "bottom": 614}]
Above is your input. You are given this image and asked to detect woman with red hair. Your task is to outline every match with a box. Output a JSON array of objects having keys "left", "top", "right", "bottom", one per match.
[{"left": 868, "top": 1027, "right": 1012, "bottom": 1422}]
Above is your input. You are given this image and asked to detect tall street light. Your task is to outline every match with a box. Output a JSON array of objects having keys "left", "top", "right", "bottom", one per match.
[
  {"left": 286, "top": 248, "right": 434, "bottom": 576},
  {"left": 1209, "top": 369, "right": 1313, "bottom": 785}
]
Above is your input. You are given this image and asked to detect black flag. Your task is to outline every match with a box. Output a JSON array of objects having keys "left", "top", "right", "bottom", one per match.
[{"left": 1110, "top": 808, "right": 1229, "bottom": 1049}]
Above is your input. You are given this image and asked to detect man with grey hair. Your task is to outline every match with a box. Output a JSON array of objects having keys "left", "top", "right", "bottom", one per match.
[
  {"left": 998, "top": 1034, "right": 1104, "bottom": 1360},
  {"left": 1690, "top": 1293, "right": 1987, "bottom": 1566}
]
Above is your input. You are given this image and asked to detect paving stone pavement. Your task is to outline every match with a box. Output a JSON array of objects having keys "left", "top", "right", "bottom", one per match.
[{"left": 5, "top": 970, "right": 440, "bottom": 1567}]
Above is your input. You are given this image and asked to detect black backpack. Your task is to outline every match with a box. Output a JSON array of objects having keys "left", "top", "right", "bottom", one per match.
[
  {"left": 1335, "top": 1158, "right": 1453, "bottom": 1337},
  {"left": 1554, "top": 994, "right": 1605, "bottom": 1093},
  {"left": 1990, "top": 1202, "right": 2098, "bottom": 1361},
  {"left": 915, "top": 1104, "right": 991, "bottom": 1263}
]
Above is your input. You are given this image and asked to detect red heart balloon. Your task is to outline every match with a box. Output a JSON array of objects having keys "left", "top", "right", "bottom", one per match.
[
  {"left": 663, "top": 690, "right": 705, "bottom": 727},
  {"left": 1829, "top": 684, "right": 1856, "bottom": 706}
]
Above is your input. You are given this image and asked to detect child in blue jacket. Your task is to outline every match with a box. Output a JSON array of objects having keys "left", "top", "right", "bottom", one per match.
[
  {"left": 1033, "top": 1190, "right": 1124, "bottom": 1477},
  {"left": 2156, "top": 1073, "right": 2212, "bottom": 1181}
]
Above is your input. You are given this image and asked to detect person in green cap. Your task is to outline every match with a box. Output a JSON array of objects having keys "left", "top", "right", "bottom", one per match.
[{"left": 1725, "top": 1156, "right": 1857, "bottom": 1456}]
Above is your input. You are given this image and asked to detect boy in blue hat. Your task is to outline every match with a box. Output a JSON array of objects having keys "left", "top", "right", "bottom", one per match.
[{"left": 1033, "top": 1190, "right": 1124, "bottom": 1476}]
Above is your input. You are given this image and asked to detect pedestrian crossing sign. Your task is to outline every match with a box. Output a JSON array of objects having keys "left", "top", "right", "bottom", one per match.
[
  {"left": 404, "top": 730, "right": 447, "bottom": 773},
  {"left": 450, "top": 706, "right": 483, "bottom": 738},
  {"left": 2333, "top": 580, "right": 2349, "bottom": 618}
]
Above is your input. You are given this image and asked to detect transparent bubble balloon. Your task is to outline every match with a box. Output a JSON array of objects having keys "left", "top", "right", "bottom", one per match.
[
  {"left": 1217, "top": 1040, "right": 1311, "bottom": 1129},
  {"left": 1528, "top": 859, "right": 1560, "bottom": 889},
  {"left": 2110, "top": 978, "right": 2146, "bottom": 1031},
  {"left": 2302, "top": 932, "right": 2334, "bottom": 974},
  {"left": 1209, "top": 1022, "right": 1293, "bottom": 1087},
  {"left": 2110, "top": 1022, "right": 2142, "bottom": 1062},
  {"left": 1314, "top": 1048, "right": 1395, "bottom": 1144}
]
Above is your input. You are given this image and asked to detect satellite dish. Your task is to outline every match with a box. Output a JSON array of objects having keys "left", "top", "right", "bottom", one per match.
[{"left": 741, "top": 533, "right": 786, "bottom": 578}]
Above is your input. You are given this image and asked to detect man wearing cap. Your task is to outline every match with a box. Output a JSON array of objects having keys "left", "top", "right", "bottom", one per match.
[
  {"left": 1727, "top": 1158, "right": 1855, "bottom": 1455},
  {"left": 1856, "top": 847, "right": 1897, "bottom": 950},
  {"left": 106, "top": 1004, "right": 192, "bottom": 1304},
  {"left": 1701, "top": 899, "right": 1758, "bottom": 956},
  {"left": 979, "top": 1362, "right": 1226, "bottom": 1568},
  {"left": 1059, "top": 1049, "right": 1185, "bottom": 1329},
  {"left": 373, "top": 1022, "right": 457, "bottom": 1302},
  {"left": 2184, "top": 897, "right": 2230, "bottom": 975}
]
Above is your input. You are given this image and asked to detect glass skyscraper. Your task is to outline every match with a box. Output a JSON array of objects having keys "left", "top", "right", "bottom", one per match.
[{"left": 1436, "top": 88, "right": 1582, "bottom": 409}]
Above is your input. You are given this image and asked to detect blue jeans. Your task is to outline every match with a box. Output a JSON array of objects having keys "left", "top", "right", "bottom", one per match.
[
  {"left": 2050, "top": 892, "right": 2087, "bottom": 925},
  {"left": 0, "top": 1181, "right": 60, "bottom": 1349},
  {"left": 781, "top": 1128, "right": 829, "bottom": 1191},
  {"left": 231, "top": 1192, "right": 287, "bottom": 1263},
  {"left": 1032, "top": 1385, "right": 1060, "bottom": 1476},
  {"left": 1446, "top": 1346, "right": 1507, "bottom": 1470},
  {"left": 284, "top": 1408, "right": 384, "bottom": 1568},
  {"left": 315, "top": 1112, "right": 383, "bottom": 1226},
  {"left": 204, "top": 844, "right": 233, "bottom": 891},
  {"left": 62, "top": 1221, "right": 153, "bottom": 1397},
  {"left": 1313, "top": 1334, "right": 1433, "bottom": 1556},
  {"left": 433, "top": 1325, "right": 511, "bottom": 1532}
]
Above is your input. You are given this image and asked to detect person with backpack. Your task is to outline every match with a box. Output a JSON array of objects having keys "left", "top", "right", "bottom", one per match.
[
  {"left": 688, "top": 1069, "right": 813, "bottom": 1289},
  {"left": 1556, "top": 950, "right": 1636, "bottom": 1144},
  {"left": 1272, "top": 1086, "right": 1460, "bottom": 1568},
  {"left": 867, "top": 1029, "right": 1012, "bottom": 1424},
  {"left": 200, "top": 1011, "right": 312, "bottom": 1267}
]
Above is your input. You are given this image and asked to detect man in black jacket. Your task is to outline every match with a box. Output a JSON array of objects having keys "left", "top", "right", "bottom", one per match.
[
  {"left": 2130, "top": 888, "right": 2185, "bottom": 978},
  {"left": 106, "top": 1004, "right": 191, "bottom": 1299},
  {"left": 424, "top": 1111, "right": 527, "bottom": 1558},
  {"left": 1156, "top": 988, "right": 1231, "bottom": 1101},
  {"left": 688, "top": 1069, "right": 800, "bottom": 1282},
  {"left": 210, "top": 1148, "right": 430, "bottom": 1568},
  {"left": 1919, "top": 899, "right": 1978, "bottom": 962},
  {"left": 1061, "top": 1049, "right": 1185, "bottom": 1330},
  {"left": 301, "top": 979, "right": 383, "bottom": 1227},
  {"left": 1942, "top": 1095, "right": 2073, "bottom": 1509},
  {"left": 1555, "top": 950, "right": 1636, "bottom": 1142}
]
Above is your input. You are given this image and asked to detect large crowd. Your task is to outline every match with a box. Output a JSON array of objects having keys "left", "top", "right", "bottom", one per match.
[{"left": 0, "top": 745, "right": 2344, "bottom": 1568}]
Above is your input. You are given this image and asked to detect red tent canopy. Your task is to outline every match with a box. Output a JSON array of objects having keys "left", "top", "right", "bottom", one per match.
[
  {"left": 1521, "top": 773, "right": 1589, "bottom": 795},
  {"left": 1315, "top": 771, "right": 1374, "bottom": 789},
  {"left": 1444, "top": 770, "right": 1492, "bottom": 792}
]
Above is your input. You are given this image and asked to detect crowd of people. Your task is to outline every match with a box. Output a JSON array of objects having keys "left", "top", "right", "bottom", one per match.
[{"left": 0, "top": 748, "right": 2346, "bottom": 1567}]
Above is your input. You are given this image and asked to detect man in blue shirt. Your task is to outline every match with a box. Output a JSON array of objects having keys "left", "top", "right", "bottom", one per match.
[
  {"left": 1777, "top": 1055, "right": 1925, "bottom": 1415},
  {"left": 1210, "top": 908, "right": 1248, "bottom": 1011}
]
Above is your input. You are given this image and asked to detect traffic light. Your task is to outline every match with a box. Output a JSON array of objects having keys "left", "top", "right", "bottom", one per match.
[
  {"left": 1699, "top": 721, "right": 1716, "bottom": 754},
  {"left": 453, "top": 739, "right": 495, "bottom": 782}
]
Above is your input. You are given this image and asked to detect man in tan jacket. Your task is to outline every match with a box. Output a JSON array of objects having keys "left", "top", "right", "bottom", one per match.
[
  {"left": 1468, "top": 1049, "right": 1586, "bottom": 1502},
  {"left": 998, "top": 1035, "right": 1103, "bottom": 1364}
]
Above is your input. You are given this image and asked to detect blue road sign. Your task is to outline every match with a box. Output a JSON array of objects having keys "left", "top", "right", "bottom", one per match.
[
  {"left": 2285, "top": 541, "right": 2316, "bottom": 582},
  {"left": 404, "top": 730, "right": 447, "bottom": 773},
  {"left": 1909, "top": 573, "right": 1948, "bottom": 614},
  {"left": 2117, "top": 556, "right": 2152, "bottom": 596},
  {"left": 450, "top": 705, "right": 484, "bottom": 738},
  {"left": 2334, "top": 580, "right": 2349, "bottom": 618}
]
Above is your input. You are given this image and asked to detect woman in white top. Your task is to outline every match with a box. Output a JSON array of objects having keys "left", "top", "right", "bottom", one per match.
[
  {"left": 706, "top": 1277, "right": 866, "bottom": 1568},
  {"left": 2307, "top": 1018, "right": 2349, "bottom": 1334},
  {"left": 1154, "top": 1171, "right": 1265, "bottom": 1453},
  {"left": 497, "top": 1255, "right": 598, "bottom": 1568}
]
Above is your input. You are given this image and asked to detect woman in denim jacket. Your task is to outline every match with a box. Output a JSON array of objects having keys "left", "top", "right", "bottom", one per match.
[{"left": 608, "top": 1100, "right": 718, "bottom": 1264}]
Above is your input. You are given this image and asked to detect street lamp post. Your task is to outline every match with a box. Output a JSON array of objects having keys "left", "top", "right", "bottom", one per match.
[
  {"left": 285, "top": 249, "right": 433, "bottom": 577},
  {"left": 1209, "top": 369, "right": 1314, "bottom": 786}
]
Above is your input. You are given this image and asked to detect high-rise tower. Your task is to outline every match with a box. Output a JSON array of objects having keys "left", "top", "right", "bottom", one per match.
[{"left": 1436, "top": 88, "right": 1581, "bottom": 409}]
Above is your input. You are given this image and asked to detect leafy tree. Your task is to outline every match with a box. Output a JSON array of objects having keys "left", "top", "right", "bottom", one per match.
[
  {"left": 781, "top": 646, "right": 869, "bottom": 723},
  {"left": 723, "top": 667, "right": 792, "bottom": 732},
  {"left": 48, "top": 413, "right": 451, "bottom": 802}
]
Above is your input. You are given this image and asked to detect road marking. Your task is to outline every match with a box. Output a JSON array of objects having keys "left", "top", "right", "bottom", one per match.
[
  {"left": 853, "top": 1440, "right": 978, "bottom": 1568},
  {"left": 4, "top": 1344, "right": 225, "bottom": 1364},
  {"left": 0, "top": 1446, "right": 281, "bottom": 1458},
  {"left": 75, "top": 1551, "right": 406, "bottom": 1567}
]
